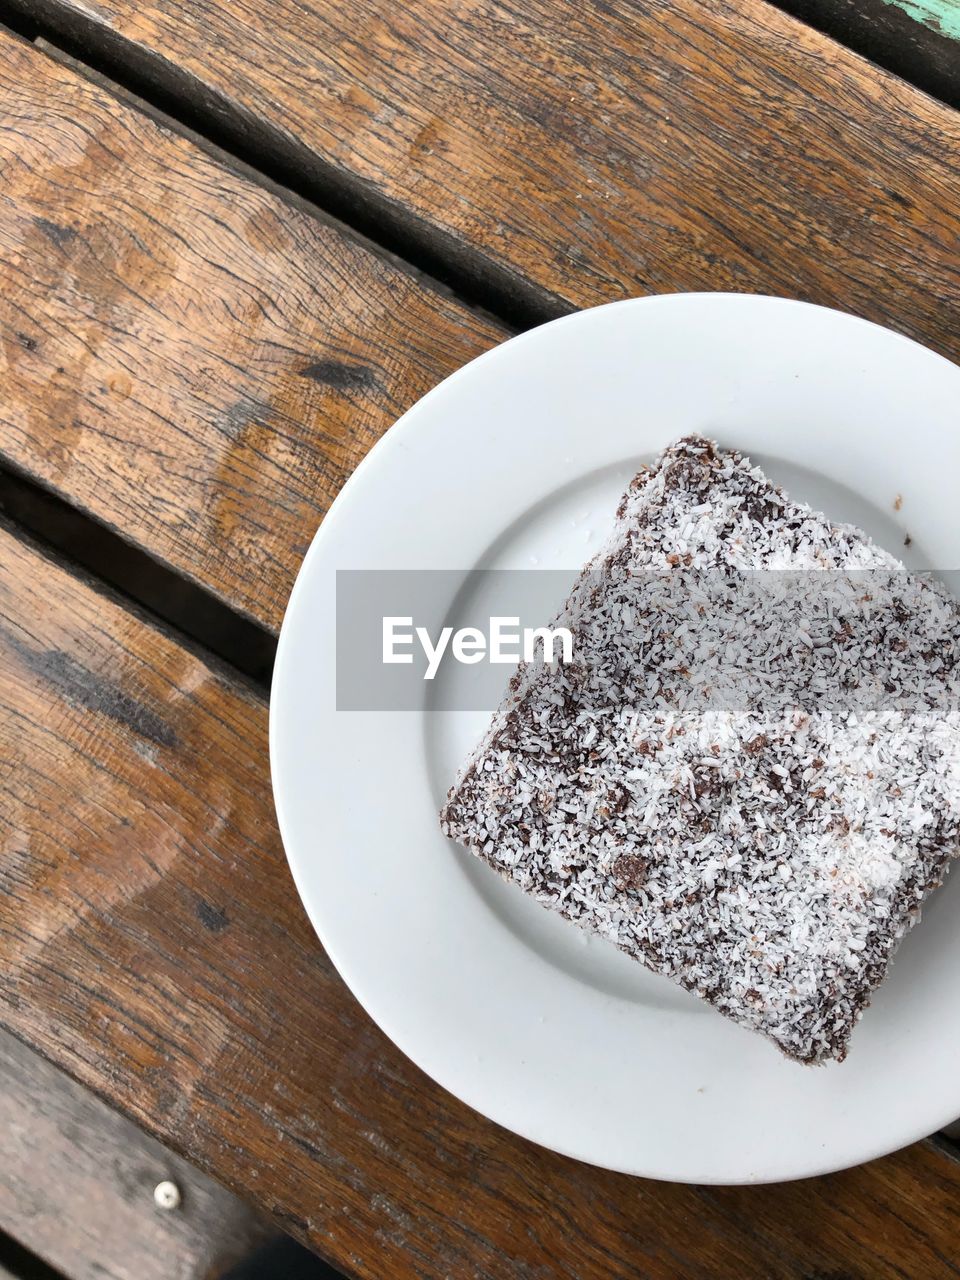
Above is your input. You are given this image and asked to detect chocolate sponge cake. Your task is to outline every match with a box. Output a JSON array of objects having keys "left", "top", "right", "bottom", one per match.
[{"left": 441, "top": 437, "right": 960, "bottom": 1063}]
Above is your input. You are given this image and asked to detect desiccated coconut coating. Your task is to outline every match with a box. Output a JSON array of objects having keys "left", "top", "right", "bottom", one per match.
[{"left": 440, "top": 437, "right": 960, "bottom": 1063}]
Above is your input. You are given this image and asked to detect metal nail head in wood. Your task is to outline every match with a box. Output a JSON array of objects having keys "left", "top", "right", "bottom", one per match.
[{"left": 154, "top": 1180, "right": 182, "bottom": 1210}]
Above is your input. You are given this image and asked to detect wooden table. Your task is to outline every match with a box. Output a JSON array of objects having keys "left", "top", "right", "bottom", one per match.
[{"left": 2, "top": 2, "right": 960, "bottom": 1276}]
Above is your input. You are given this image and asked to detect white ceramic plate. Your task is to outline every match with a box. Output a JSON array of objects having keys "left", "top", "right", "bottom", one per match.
[{"left": 270, "top": 294, "right": 960, "bottom": 1183}]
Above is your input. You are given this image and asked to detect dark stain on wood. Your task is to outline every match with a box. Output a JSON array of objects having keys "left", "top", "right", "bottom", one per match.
[
  {"left": 33, "top": 215, "right": 77, "bottom": 250},
  {"left": 36, "top": 647, "right": 177, "bottom": 749},
  {"left": 195, "top": 898, "right": 230, "bottom": 932},
  {"left": 1, "top": 624, "right": 178, "bottom": 749},
  {"left": 217, "top": 394, "right": 274, "bottom": 442},
  {"left": 299, "top": 359, "right": 380, "bottom": 394}
]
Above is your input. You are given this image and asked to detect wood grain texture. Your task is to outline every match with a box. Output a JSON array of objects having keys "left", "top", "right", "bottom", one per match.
[
  {"left": 0, "top": 1027, "right": 275, "bottom": 1280},
  {"left": 5, "top": 524, "right": 960, "bottom": 1279},
  {"left": 11, "top": 0, "right": 960, "bottom": 355},
  {"left": 0, "top": 28, "right": 503, "bottom": 634}
]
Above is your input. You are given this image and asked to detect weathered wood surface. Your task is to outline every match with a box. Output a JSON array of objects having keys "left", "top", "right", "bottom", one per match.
[
  {"left": 0, "top": 29, "right": 503, "bottom": 634},
  {"left": 0, "top": 1027, "right": 275, "bottom": 1280},
  {"left": 4, "top": 5, "right": 960, "bottom": 1278},
  {"left": 5, "top": 523, "right": 960, "bottom": 1279},
  {"left": 10, "top": 0, "right": 960, "bottom": 358},
  {"left": 779, "top": 0, "right": 960, "bottom": 107}
]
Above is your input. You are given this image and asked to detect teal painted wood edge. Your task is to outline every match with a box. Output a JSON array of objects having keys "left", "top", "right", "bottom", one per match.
[{"left": 881, "top": 0, "right": 960, "bottom": 41}]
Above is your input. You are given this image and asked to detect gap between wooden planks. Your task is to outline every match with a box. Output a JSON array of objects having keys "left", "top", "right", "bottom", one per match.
[{"left": 4, "top": 517, "right": 960, "bottom": 1278}]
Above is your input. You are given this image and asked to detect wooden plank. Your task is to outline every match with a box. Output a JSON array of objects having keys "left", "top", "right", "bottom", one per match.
[
  {"left": 0, "top": 28, "right": 503, "bottom": 635},
  {"left": 5, "top": 527, "right": 960, "bottom": 1280},
  {"left": 779, "top": 0, "right": 960, "bottom": 108},
  {"left": 10, "top": 0, "right": 960, "bottom": 357},
  {"left": 0, "top": 1027, "right": 275, "bottom": 1280}
]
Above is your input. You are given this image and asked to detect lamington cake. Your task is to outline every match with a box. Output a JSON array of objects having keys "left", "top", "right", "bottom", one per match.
[{"left": 441, "top": 437, "right": 960, "bottom": 1063}]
